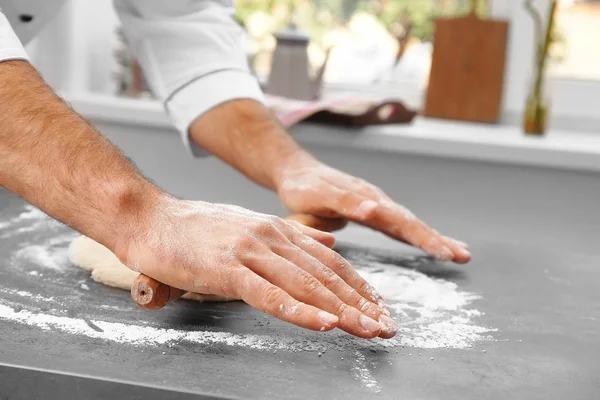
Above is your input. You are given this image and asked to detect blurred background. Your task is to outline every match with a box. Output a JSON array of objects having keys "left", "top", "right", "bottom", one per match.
[
  {"left": 29, "top": 0, "right": 600, "bottom": 104},
  {"left": 23, "top": 0, "right": 600, "bottom": 130}
]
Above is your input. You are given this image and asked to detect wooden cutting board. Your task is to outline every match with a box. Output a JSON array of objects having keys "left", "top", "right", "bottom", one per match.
[{"left": 423, "top": 10, "right": 509, "bottom": 123}]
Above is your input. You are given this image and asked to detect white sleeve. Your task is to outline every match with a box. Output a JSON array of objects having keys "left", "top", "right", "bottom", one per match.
[
  {"left": 0, "top": 10, "right": 29, "bottom": 63},
  {"left": 113, "top": 0, "right": 265, "bottom": 157}
]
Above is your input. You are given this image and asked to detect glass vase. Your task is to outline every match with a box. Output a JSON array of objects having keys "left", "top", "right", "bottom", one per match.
[{"left": 523, "top": 70, "right": 552, "bottom": 136}]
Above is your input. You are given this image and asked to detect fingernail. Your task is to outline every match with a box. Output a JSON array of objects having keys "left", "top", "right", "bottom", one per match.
[
  {"left": 458, "top": 247, "right": 472, "bottom": 259},
  {"left": 379, "top": 314, "right": 398, "bottom": 337},
  {"left": 355, "top": 200, "right": 378, "bottom": 220},
  {"left": 359, "top": 314, "right": 381, "bottom": 333},
  {"left": 318, "top": 311, "right": 338, "bottom": 327}
]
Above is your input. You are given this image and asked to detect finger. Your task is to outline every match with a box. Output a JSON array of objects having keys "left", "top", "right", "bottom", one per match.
[
  {"left": 234, "top": 269, "right": 340, "bottom": 332},
  {"left": 441, "top": 235, "right": 472, "bottom": 264},
  {"left": 319, "top": 174, "right": 469, "bottom": 264},
  {"left": 319, "top": 188, "right": 463, "bottom": 263},
  {"left": 244, "top": 251, "right": 383, "bottom": 339},
  {"left": 371, "top": 202, "right": 471, "bottom": 263},
  {"left": 443, "top": 235, "right": 469, "bottom": 250},
  {"left": 373, "top": 202, "right": 456, "bottom": 262},
  {"left": 275, "top": 238, "right": 398, "bottom": 338},
  {"left": 284, "top": 220, "right": 336, "bottom": 248},
  {"left": 288, "top": 231, "right": 396, "bottom": 337}
]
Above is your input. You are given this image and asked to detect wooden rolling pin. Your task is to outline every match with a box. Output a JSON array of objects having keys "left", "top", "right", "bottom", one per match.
[{"left": 131, "top": 214, "right": 347, "bottom": 310}]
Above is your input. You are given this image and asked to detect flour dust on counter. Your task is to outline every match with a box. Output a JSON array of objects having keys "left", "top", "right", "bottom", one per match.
[
  {"left": 0, "top": 205, "right": 76, "bottom": 273},
  {"left": 0, "top": 205, "right": 62, "bottom": 239},
  {"left": 0, "top": 204, "right": 495, "bottom": 352},
  {"left": 0, "top": 203, "right": 498, "bottom": 395},
  {"left": 342, "top": 244, "right": 493, "bottom": 349}
]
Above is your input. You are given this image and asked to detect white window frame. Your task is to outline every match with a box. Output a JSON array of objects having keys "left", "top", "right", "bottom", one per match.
[
  {"left": 315, "top": 0, "right": 600, "bottom": 132},
  {"left": 490, "top": 0, "right": 600, "bottom": 132},
  {"left": 28, "top": 0, "right": 600, "bottom": 133}
]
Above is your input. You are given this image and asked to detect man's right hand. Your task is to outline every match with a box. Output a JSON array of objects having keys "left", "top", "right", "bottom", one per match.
[{"left": 114, "top": 196, "right": 398, "bottom": 339}]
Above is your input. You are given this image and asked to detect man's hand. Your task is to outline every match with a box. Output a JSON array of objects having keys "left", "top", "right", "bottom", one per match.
[
  {"left": 274, "top": 154, "right": 471, "bottom": 264},
  {"left": 190, "top": 99, "right": 471, "bottom": 264},
  {"left": 115, "top": 197, "right": 397, "bottom": 339},
  {"left": 0, "top": 61, "right": 397, "bottom": 340}
]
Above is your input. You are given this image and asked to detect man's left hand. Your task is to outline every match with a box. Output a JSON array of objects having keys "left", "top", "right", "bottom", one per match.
[{"left": 274, "top": 154, "right": 471, "bottom": 264}]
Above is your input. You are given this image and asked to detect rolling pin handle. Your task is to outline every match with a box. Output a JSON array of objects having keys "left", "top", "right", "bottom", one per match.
[{"left": 131, "top": 274, "right": 186, "bottom": 310}]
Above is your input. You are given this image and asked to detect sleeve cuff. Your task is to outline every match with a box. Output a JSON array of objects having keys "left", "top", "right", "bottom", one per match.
[
  {"left": 0, "top": 48, "right": 29, "bottom": 63},
  {"left": 165, "top": 69, "right": 265, "bottom": 157},
  {"left": 0, "top": 10, "right": 29, "bottom": 63}
]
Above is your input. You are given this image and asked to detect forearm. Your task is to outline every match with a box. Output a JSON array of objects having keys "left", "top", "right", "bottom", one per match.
[
  {"left": 189, "top": 99, "right": 315, "bottom": 190},
  {"left": 0, "top": 61, "right": 162, "bottom": 251}
]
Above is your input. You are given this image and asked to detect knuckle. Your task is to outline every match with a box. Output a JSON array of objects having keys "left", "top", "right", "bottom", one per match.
[
  {"left": 262, "top": 285, "right": 283, "bottom": 310},
  {"left": 269, "top": 215, "right": 286, "bottom": 228},
  {"left": 219, "top": 280, "right": 235, "bottom": 298},
  {"left": 301, "top": 273, "right": 323, "bottom": 299},
  {"left": 358, "top": 279, "right": 380, "bottom": 303},
  {"left": 253, "top": 218, "right": 279, "bottom": 237},
  {"left": 234, "top": 235, "right": 257, "bottom": 255},
  {"left": 339, "top": 191, "right": 356, "bottom": 205},
  {"left": 320, "top": 267, "right": 342, "bottom": 289},
  {"left": 358, "top": 279, "right": 373, "bottom": 297},
  {"left": 335, "top": 302, "right": 349, "bottom": 317},
  {"left": 327, "top": 250, "right": 350, "bottom": 272},
  {"left": 361, "top": 203, "right": 378, "bottom": 219}
]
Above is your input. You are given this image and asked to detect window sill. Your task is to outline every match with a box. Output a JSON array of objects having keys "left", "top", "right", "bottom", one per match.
[{"left": 67, "top": 92, "right": 600, "bottom": 174}]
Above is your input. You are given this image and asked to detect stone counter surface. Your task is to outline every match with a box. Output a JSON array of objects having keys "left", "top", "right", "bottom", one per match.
[{"left": 1, "top": 172, "right": 599, "bottom": 400}]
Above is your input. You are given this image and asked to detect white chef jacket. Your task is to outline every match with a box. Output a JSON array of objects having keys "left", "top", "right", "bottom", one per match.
[{"left": 0, "top": 0, "right": 265, "bottom": 156}]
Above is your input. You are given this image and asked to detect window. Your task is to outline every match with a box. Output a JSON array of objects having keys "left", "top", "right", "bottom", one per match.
[
  {"left": 549, "top": 0, "right": 600, "bottom": 81},
  {"left": 235, "top": 0, "right": 485, "bottom": 90},
  {"left": 26, "top": 0, "right": 599, "bottom": 132}
]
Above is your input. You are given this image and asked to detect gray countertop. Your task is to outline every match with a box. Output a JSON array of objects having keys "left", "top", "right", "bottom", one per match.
[{"left": 1, "top": 178, "right": 599, "bottom": 399}]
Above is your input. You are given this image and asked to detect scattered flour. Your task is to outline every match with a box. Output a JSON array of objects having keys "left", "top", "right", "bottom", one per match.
[
  {"left": 0, "top": 205, "right": 75, "bottom": 272},
  {"left": 0, "top": 205, "right": 495, "bottom": 394},
  {"left": 13, "top": 243, "right": 69, "bottom": 271},
  {"left": 352, "top": 350, "right": 382, "bottom": 394},
  {"left": 2, "top": 206, "right": 493, "bottom": 349},
  {"left": 0, "top": 303, "right": 279, "bottom": 349},
  {"left": 16, "top": 207, "right": 48, "bottom": 221},
  {"left": 0, "top": 206, "right": 64, "bottom": 240},
  {"left": 355, "top": 258, "right": 494, "bottom": 349},
  {"left": 0, "top": 300, "right": 334, "bottom": 352},
  {"left": 0, "top": 288, "right": 55, "bottom": 304}
]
